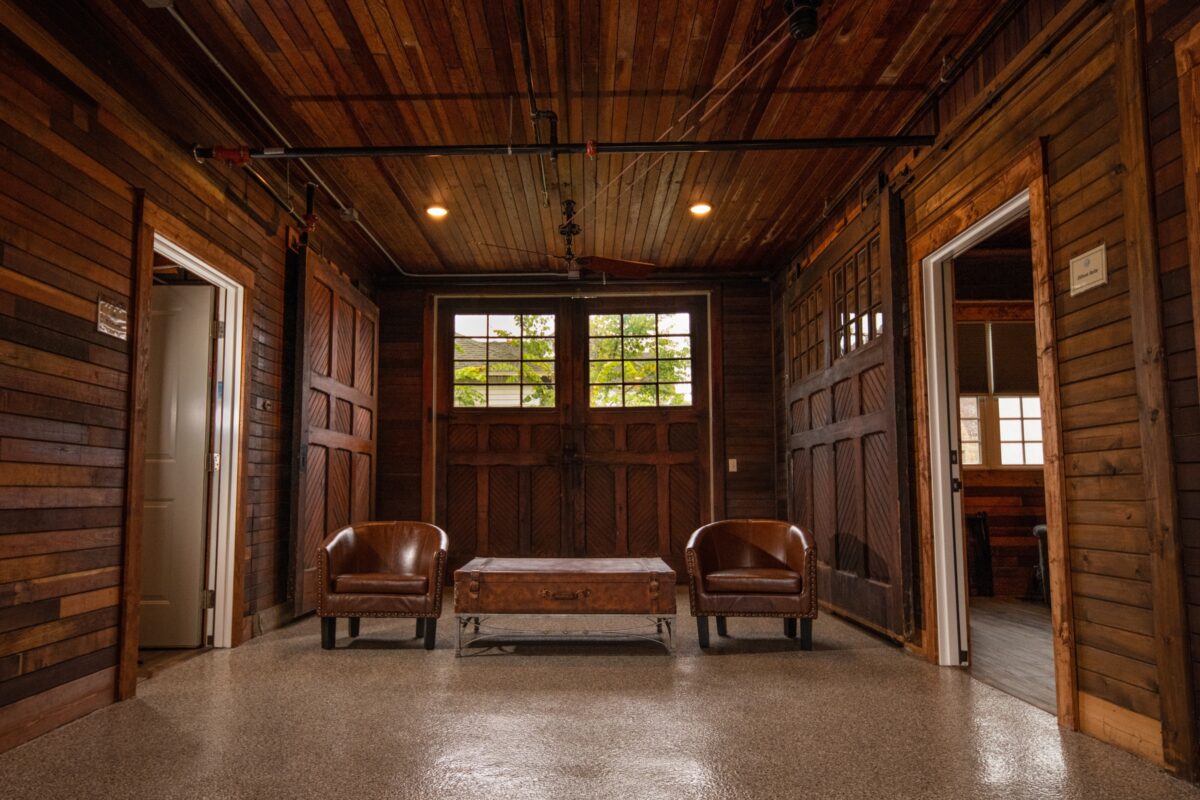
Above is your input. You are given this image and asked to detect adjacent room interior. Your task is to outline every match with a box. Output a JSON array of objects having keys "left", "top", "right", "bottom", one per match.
[{"left": 3, "top": 0, "right": 1200, "bottom": 797}]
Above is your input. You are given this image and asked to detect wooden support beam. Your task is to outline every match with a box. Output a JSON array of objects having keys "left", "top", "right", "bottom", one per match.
[{"left": 1115, "top": 0, "right": 1198, "bottom": 779}]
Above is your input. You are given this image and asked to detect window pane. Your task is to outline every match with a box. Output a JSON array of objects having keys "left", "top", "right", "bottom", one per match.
[
  {"left": 521, "top": 361, "right": 555, "bottom": 384},
  {"left": 488, "top": 315, "right": 520, "bottom": 338},
  {"left": 658, "top": 336, "right": 691, "bottom": 358},
  {"left": 1023, "top": 419, "right": 1042, "bottom": 442},
  {"left": 522, "top": 385, "right": 555, "bottom": 408},
  {"left": 454, "top": 314, "right": 487, "bottom": 337},
  {"left": 1024, "top": 443, "right": 1044, "bottom": 465},
  {"left": 521, "top": 314, "right": 555, "bottom": 336},
  {"left": 660, "top": 384, "right": 693, "bottom": 406},
  {"left": 622, "top": 313, "right": 656, "bottom": 336},
  {"left": 961, "top": 442, "right": 982, "bottom": 465},
  {"left": 959, "top": 396, "right": 979, "bottom": 418},
  {"left": 961, "top": 418, "right": 980, "bottom": 440},
  {"left": 658, "top": 359, "right": 692, "bottom": 383},
  {"left": 589, "top": 361, "right": 622, "bottom": 384},
  {"left": 488, "top": 339, "right": 521, "bottom": 360},
  {"left": 488, "top": 386, "right": 520, "bottom": 407},
  {"left": 624, "top": 385, "right": 657, "bottom": 406},
  {"left": 624, "top": 360, "right": 657, "bottom": 383},
  {"left": 1000, "top": 443, "right": 1025, "bottom": 465},
  {"left": 623, "top": 337, "right": 656, "bottom": 359},
  {"left": 590, "top": 386, "right": 622, "bottom": 407},
  {"left": 999, "top": 419, "right": 1022, "bottom": 441},
  {"left": 590, "top": 337, "right": 621, "bottom": 359},
  {"left": 658, "top": 313, "right": 690, "bottom": 335},
  {"left": 454, "top": 337, "right": 488, "bottom": 360},
  {"left": 453, "top": 361, "right": 486, "bottom": 384},
  {"left": 522, "top": 337, "right": 555, "bottom": 359},
  {"left": 997, "top": 396, "right": 1022, "bottom": 418},
  {"left": 453, "top": 386, "right": 485, "bottom": 407},
  {"left": 589, "top": 314, "right": 621, "bottom": 336},
  {"left": 1022, "top": 396, "right": 1041, "bottom": 418},
  {"left": 488, "top": 362, "right": 520, "bottom": 384}
]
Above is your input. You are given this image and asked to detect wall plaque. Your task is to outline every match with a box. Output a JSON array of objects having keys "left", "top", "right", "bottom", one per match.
[
  {"left": 1069, "top": 243, "right": 1107, "bottom": 296},
  {"left": 97, "top": 299, "right": 128, "bottom": 340}
]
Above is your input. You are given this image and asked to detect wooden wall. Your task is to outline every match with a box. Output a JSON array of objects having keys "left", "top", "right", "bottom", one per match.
[
  {"left": 1146, "top": 0, "right": 1200, "bottom": 760},
  {"left": 773, "top": 0, "right": 1199, "bottom": 773},
  {"left": 374, "top": 282, "right": 780, "bottom": 529},
  {"left": 962, "top": 470, "right": 1047, "bottom": 598},
  {"left": 0, "top": 2, "right": 366, "bottom": 750}
]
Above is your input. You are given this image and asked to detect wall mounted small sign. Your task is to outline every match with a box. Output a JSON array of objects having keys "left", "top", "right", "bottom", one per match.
[
  {"left": 97, "top": 299, "right": 128, "bottom": 340},
  {"left": 1069, "top": 243, "right": 1107, "bottom": 296}
]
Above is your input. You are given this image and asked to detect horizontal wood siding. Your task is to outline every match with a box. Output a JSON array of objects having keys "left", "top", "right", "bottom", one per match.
[
  {"left": 963, "top": 470, "right": 1048, "bottom": 598},
  {"left": 376, "top": 289, "right": 426, "bottom": 523},
  {"left": 0, "top": 4, "right": 365, "bottom": 750}
]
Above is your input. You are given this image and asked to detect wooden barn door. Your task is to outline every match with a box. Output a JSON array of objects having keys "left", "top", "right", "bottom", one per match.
[
  {"left": 436, "top": 299, "right": 573, "bottom": 568},
  {"left": 435, "top": 295, "right": 710, "bottom": 574},
  {"left": 290, "top": 250, "right": 379, "bottom": 615},
  {"left": 785, "top": 193, "right": 911, "bottom": 638},
  {"left": 572, "top": 296, "right": 710, "bottom": 576}
]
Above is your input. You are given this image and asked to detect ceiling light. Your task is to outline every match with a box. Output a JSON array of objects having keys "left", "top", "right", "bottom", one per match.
[
  {"left": 426, "top": 205, "right": 448, "bottom": 219},
  {"left": 689, "top": 202, "right": 712, "bottom": 217}
]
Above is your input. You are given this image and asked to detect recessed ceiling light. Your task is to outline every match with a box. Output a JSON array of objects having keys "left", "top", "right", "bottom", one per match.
[
  {"left": 426, "top": 205, "right": 448, "bottom": 219},
  {"left": 689, "top": 202, "right": 712, "bottom": 217}
]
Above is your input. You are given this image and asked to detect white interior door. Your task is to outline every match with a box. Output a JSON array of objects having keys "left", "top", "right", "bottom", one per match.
[{"left": 140, "top": 284, "right": 215, "bottom": 648}]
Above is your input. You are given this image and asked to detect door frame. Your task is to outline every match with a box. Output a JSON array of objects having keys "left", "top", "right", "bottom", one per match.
[
  {"left": 119, "top": 209, "right": 254, "bottom": 698},
  {"left": 425, "top": 290, "right": 718, "bottom": 526},
  {"left": 909, "top": 141, "right": 1077, "bottom": 727}
]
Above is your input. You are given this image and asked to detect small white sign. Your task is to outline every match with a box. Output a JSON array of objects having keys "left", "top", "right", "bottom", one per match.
[
  {"left": 1069, "top": 243, "right": 1107, "bottom": 296},
  {"left": 97, "top": 299, "right": 128, "bottom": 340}
]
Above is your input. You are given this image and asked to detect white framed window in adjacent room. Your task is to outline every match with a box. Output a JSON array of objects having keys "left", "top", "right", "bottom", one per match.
[{"left": 955, "top": 320, "right": 1042, "bottom": 467}]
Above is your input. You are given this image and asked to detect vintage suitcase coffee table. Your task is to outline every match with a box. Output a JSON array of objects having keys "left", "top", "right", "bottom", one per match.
[{"left": 453, "top": 557, "right": 676, "bottom": 655}]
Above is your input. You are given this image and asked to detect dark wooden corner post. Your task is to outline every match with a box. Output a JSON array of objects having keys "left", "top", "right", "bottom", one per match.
[
  {"left": 1178, "top": 14, "right": 1200, "bottom": 449},
  {"left": 117, "top": 190, "right": 153, "bottom": 700},
  {"left": 1116, "top": 0, "right": 1198, "bottom": 778}
]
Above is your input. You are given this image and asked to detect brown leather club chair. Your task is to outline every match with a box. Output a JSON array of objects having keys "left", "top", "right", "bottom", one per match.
[
  {"left": 685, "top": 519, "right": 817, "bottom": 650},
  {"left": 317, "top": 521, "right": 449, "bottom": 650}
]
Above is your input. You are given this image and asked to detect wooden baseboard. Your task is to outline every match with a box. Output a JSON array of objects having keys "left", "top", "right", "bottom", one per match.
[
  {"left": 1078, "top": 691, "right": 1165, "bottom": 767},
  {"left": 0, "top": 667, "right": 115, "bottom": 753}
]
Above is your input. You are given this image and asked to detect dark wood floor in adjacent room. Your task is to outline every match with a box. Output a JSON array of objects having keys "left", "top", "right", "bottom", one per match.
[{"left": 968, "top": 597, "right": 1057, "bottom": 714}]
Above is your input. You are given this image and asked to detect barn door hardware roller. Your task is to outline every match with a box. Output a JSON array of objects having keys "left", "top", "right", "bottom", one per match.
[{"left": 193, "top": 135, "right": 934, "bottom": 164}]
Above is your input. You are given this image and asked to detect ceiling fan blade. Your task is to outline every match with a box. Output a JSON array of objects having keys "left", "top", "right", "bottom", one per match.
[
  {"left": 577, "top": 256, "right": 656, "bottom": 279},
  {"left": 474, "top": 241, "right": 560, "bottom": 260}
]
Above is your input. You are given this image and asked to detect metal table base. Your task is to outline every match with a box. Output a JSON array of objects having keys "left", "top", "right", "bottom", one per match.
[{"left": 454, "top": 613, "right": 675, "bottom": 656}]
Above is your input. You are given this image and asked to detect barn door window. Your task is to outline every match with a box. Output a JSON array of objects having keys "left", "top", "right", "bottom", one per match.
[
  {"left": 452, "top": 313, "right": 557, "bottom": 407},
  {"left": 832, "top": 236, "right": 883, "bottom": 357},
  {"left": 587, "top": 312, "right": 693, "bottom": 407}
]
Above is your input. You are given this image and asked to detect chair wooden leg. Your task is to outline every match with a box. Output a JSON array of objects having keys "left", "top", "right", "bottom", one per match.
[
  {"left": 416, "top": 618, "right": 426, "bottom": 638},
  {"left": 320, "top": 617, "right": 336, "bottom": 650},
  {"left": 716, "top": 616, "right": 728, "bottom": 637},
  {"left": 423, "top": 618, "right": 437, "bottom": 650},
  {"left": 784, "top": 618, "right": 797, "bottom": 639},
  {"left": 800, "top": 618, "right": 813, "bottom": 651},
  {"left": 348, "top": 618, "right": 360, "bottom": 638},
  {"left": 696, "top": 616, "right": 710, "bottom": 649}
]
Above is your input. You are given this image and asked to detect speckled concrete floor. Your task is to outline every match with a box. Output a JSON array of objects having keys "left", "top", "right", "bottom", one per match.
[{"left": 1, "top": 590, "right": 1195, "bottom": 800}]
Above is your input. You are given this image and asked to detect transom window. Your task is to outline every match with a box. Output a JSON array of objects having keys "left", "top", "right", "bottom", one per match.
[
  {"left": 588, "top": 312, "right": 693, "bottom": 407},
  {"left": 452, "top": 314, "right": 556, "bottom": 408},
  {"left": 790, "top": 285, "right": 824, "bottom": 381}
]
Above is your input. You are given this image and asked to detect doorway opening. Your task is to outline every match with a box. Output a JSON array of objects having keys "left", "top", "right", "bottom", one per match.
[
  {"left": 138, "top": 234, "right": 246, "bottom": 673},
  {"left": 920, "top": 190, "right": 1060, "bottom": 713}
]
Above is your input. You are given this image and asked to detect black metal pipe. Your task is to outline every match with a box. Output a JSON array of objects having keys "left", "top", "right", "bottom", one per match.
[{"left": 195, "top": 135, "right": 935, "bottom": 162}]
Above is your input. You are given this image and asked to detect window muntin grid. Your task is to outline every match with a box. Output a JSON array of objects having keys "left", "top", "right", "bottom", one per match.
[
  {"left": 452, "top": 313, "right": 556, "bottom": 408},
  {"left": 832, "top": 236, "right": 883, "bottom": 358},
  {"left": 587, "top": 312, "right": 693, "bottom": 407}
]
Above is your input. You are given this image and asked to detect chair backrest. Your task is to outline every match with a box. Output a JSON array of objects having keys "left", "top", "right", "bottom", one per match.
[
  {"left": 692, "top": 519, "right": 809, "bottom": 571},
  {"left": 331, "top": 521, "right": 446, "bottom": 575}
]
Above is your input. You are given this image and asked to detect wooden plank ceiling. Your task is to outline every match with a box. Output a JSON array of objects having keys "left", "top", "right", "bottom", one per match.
[{"left": 89, "top": 1, "right": 998, "bottom": 276}]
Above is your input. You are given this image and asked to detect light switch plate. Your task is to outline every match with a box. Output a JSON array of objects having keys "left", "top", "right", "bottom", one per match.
[{"left": 728, "top": 458, "right": 738, "bottom": 473}]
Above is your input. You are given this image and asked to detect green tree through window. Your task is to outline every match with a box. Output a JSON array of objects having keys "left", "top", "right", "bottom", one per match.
[
  {"left": 588, "top": 313, "right": 693, "bottom": 407},
  {"left": 453, "top": 314, "right": 556, "bottom": 408}
]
